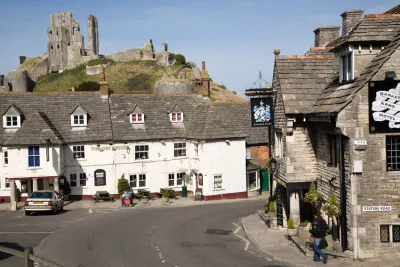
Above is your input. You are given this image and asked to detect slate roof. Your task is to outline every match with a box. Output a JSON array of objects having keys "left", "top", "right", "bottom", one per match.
[
  {"left": 274, "top": 55, "right": 337, "bottom": 114},
  {"left": 0, "top": 92, "right": 113, "bottom": 145},
  {"left": 329, "top": 15, "right": 400, "bottom": 48},
  {"left": 312, "top": 31, "right": 400, "bottom": 113},
  {"left": 385, "top": 5, "right": 400, "bottom": 14}
]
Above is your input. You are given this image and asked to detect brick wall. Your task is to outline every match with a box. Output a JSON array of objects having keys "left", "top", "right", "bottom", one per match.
[{"left": 250, "top": 145, "right": 269, "bottom": 168}]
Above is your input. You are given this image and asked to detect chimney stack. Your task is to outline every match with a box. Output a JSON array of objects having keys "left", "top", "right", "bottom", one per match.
[
  {"left": 341, "top": 10, "right": 364, "bottom": 36},
  {"left": 202, "top": 61, "right": 206, "bottom": 71},
  {"left": 313, "top": 27, "right": 340, "bottom": 47}
]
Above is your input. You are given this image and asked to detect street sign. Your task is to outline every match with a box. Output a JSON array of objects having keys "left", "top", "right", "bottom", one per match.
[{"left": 362, "top": 206, "right": 392, "bottom": 212}]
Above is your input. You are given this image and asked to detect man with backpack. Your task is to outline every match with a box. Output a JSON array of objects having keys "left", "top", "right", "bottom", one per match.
[{"left": 309, "top": 212, "right": 329, "bottom": 264}]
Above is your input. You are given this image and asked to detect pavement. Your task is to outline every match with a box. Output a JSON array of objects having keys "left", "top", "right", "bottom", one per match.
[
  {"left": 241, "top": 212, "right": 400, "bottom": 267},
  {"left": 1, "top": 197, "right": 286, "bottom": 267}
]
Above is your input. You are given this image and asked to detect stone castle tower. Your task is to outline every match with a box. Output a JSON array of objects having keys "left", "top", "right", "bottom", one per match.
[
  {"left": 47, "top": 12, "right": 99, "bottom": 73},
  {"left": 87, "top": 15, "right": 99, "bottom": 56}
]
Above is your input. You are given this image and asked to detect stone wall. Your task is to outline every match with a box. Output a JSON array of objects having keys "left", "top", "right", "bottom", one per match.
[
  {"left": 153, "top": 80, "right": 193, "bottom": 95},
  {"left": 335, "top": 47, "right": 400, "bottom": 258},
  {"left": 86, "top": 64, "right": 108, "bottom": 76},
  {"left": 354, "top": 46, "right": 382, "bottom": 78}
]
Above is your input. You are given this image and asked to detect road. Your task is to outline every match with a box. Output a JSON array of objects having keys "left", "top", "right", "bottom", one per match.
[{"left": 1, "top": 200, "right": 286, "bottom": 267}]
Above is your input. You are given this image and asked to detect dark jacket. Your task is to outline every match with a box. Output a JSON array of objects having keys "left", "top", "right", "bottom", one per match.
[{"left": 309, "top": 217, "right": 329, "bottom": 238}]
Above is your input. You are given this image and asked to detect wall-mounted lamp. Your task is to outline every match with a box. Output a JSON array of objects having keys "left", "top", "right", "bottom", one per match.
[
  {"left": 385, "top": 71, "right": 397, "bottom": 80},
  {"left": 225, "top": 140, "right": 230, "bottom": 145},
  {"left": 97, "top": 144, "right": 101, "bottom": 147},
  {"left": 270, "top": 158, "right": 277, "bottom": 174},
  {"left": 161, "top": 140, "right": 166, "bottom": 145}
]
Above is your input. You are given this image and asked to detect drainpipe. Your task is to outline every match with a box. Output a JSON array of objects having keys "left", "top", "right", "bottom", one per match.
[
  {"left": 351, "top": 173, "right": 359, "bottom": 259},
  {"left": 339, "top": 133, "right": 349, "bottom": 251}
]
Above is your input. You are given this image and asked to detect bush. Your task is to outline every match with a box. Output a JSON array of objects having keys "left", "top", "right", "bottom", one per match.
[
  {"left": 162, "top": 191, "right": 170, "bottom": 198},
  {"left": 76, "top": 81, "right": 100, "bottom": 91},
  {"left": 269, "top": 201, "right": 276, "bottom": 212},
  {"left": 175, "top": 54, "right": 186, "bottom": 65},
  {"left": 186, "top": 61, "right": 196, "bottom": 68},
  {"left": 117, "top": 174, "right": 130, "bottom": 195},
  {"left": 287, "top": 218, "right": 295, "bottom": 229},
  {"left": 19, "top": 56, "right": 27, "bottom": 65}
]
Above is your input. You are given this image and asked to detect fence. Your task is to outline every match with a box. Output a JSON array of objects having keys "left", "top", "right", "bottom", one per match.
[{"left": 0, "top": 245, "right": 63, "bottom": 267}]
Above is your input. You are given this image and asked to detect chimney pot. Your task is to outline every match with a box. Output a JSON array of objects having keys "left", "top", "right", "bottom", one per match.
[
  {"left": 313, "top": 26, "right": 340, "bottom": 47},
  {"left": 341, "top": 10, "right": 364, "bottom": 36},
  {"left": 202, "top": 61, "right": 205, "bottom": 71}
]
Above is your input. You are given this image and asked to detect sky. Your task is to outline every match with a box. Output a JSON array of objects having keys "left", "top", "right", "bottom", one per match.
[{"left": 0, "top": 0, "right": 398, "bottom": 97}]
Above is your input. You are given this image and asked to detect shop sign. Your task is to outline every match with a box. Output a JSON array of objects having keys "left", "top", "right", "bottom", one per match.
[
  {"left": 362, "top": 206, "right": 392, "bottom": 212},
  {"left": 250, "top": 97, "right": 274, "bottom": 127},
  {"left": 369, "top": 80, "right": 400, "bottom": 133},
  {"left": 91, "top": 145, "right": 130, "bottom": 152}
]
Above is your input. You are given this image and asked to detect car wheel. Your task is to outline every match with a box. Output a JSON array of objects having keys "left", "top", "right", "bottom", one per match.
[
  {"left": 53, "top": 207, "right": 57, "bottom": 215},
  {"left": 25, "top": 211, "right": 30, "bottom": 216},
  {"left": 60, "top": 205, "right": 64, "bottom": 212}
]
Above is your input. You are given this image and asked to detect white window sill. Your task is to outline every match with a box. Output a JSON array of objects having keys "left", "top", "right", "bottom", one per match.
[
  {"left": 213, "top": 188, "right": 225, "bottom": 192},
  {"left": 27, "top": 167, "right": 42, "bottom": 170},
  {"left": 74, "top": 158, "right": 87, "bottom": 161},
  {"left": 134, "top": 159, "right": 150, "bottom": 162},
  {"left": 173, "top": 156, "right": 187, "bottom": 159},
  {"left": 2, "top": 188, "right": 10, "bottom": 191},
  {"left": 3, "top": 165, "right": 8, "bottom": 167},
  {"left": 249, "top": 187, "right": 260, "bottom": 192}
]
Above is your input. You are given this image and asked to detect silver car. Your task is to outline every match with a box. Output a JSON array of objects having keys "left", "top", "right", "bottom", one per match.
[{"left": 24, "top": 190, "right": 64, "bottom": 216}]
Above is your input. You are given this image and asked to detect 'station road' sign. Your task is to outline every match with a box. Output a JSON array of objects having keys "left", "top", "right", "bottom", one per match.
[{"left": 362, "top": 206, "right": 392, "bottom": 212}]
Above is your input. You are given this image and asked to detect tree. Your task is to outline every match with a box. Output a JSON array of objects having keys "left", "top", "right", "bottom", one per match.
[
  {"left": 117, "top": 174, "right": 130, "bottom": 194},
  {"left": 186, "top": 61, "right": 196, "bottom": 68},
  {"left": 175, "top": 54, "right": 186, "bottom": 65}
]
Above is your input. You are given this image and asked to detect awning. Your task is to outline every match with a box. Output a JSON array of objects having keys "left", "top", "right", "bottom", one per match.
[{"left": 8, "top": 176, "right": 60, "bottom": 181}]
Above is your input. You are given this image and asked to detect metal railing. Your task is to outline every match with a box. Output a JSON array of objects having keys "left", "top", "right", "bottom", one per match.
[{"left": 0, "top": 245, "right": 63, "bottom": 267}]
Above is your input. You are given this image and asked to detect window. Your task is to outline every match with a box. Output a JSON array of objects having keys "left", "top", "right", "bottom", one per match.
[
  {"left": 248, "top": 171, "right": 258, "bottom": 190},
  {"left": 72, "top": 146, "right": 85, "bottom": 159},
  {"left": 70, "top": 174, "right": 77, "bottom": 187},
  {"left": 79, "top": 173, "right": 86, "bottom": 187},
  {"left": 5, "top": 177, "right": 10, "bottom": 189},
  {"left": 168, "top": 174, "right": 175, "bottom": 186},
  {"left": 135, "top": 145, "right": 149, "bottom": 160},
  {"left": 129, "top": 174, "right": 146, "bottom": 188},
  {"left": 340, "top": 52, "right": 354, "bottom": 82},
  {"left": 246, "top": 147, "right": 251, "bottom": 160},
  {"left": 3, "top": 115, "right": 19, "bottom": 128},
  {"left": 174, "top": 143, "right": 186, "bottom": 157},
  {"left": 3, "top": 151, "right": 8, "bottom": 166},
  {"left": 326, "top": 134, "right": 338, "bottom": 167},
  {"left": 130, "top": 114, "right": 144, "bottom": 123},
  {"left": 72, "top": 115, "right": 86, "bottom": 126},
  {"left": 28, "top": 146, "right": 40, "bottom": 167},
  {"left": 194, "top": 143, "right": 199, "bottom": 157},
  {"left": 380, "top": 225, "right": 400, "bottom": 243},
  {"left": 386, "top": 136, "right": 400, "bottom": 171},
  {"left": 276, "top": 132, "right": 283, "bottom": 158},
  {"left": 168, "top": 173, "right": 185, "bottom": 187},
  {"left": 214, "top": 175, "right": 222, "bottom": 190},
  {"left": 170, "top": 112, "right": 183, "bottom": 122}
]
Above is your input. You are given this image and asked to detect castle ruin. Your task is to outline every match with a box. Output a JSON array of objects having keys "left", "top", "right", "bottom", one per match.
[{"left": 47, "top": 12, "right": 99, "bottom": 72}]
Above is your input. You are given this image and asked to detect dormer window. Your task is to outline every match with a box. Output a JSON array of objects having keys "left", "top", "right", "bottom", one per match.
[
  {"left": 169, "top": 105, "right": 183, "bottom": 122},
  {"left": 70, "top": 104, "right": 88, "bottom": 127},
  {"left": 339, "top": 46, "right": 354, "bottom": 83},
  {"left": 129, "top": 105, "right": 145, "bottom": 124},
  {"left": 3, "top": 105, "right": 22, "bottom": 129}
]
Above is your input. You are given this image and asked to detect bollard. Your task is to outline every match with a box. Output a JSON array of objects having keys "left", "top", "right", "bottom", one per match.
[{"left": 24, "top": 246, "right": 34, "bottom": 267}]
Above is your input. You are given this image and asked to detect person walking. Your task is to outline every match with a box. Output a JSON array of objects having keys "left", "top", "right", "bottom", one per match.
[{"left": 309, "top": 212, "right": 329, "bottom": 264}]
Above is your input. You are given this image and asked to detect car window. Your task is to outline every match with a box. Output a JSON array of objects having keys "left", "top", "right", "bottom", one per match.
[{"left": 29, "top": 192, "right": 53, "bottom": 199}]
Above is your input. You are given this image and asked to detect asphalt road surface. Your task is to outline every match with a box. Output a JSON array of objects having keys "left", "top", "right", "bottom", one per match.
[{"left": 1, "top": 200, "right": 286, "bottom": 267}]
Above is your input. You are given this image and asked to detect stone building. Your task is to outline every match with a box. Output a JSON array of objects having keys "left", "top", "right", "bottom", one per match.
[
  {"left": 47, "top": 12, "right": 98, "bottom": 72},
  {"left": 271, "top": 5, "right": 400, "bottom": 259}
]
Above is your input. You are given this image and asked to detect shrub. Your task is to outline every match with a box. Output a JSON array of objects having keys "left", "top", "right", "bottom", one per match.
[
  {"left": 186, "top": 61, "right": 196, "bottom": 68},
  {"left": 117, "top": 174, "right": 130, "bottom": 194},
  {"left": 304, "top": 182, "right": 323, "bottom": 207},
  {"left": 269, "top": 201, "right": 276, "bottom": 212},
  {"left": 287, "top": 218, "right": 295, "bottom": 229},
  {"left": 322, "top": 193, "right": 341, "bottom": 217},
  {"left": 162, "top": 191, "right": 170, "bottom": 198},
  {"left": 175, "top": 54, "right": 186, "bottom": 65},
  {"left": 19, "top": 56, "right": 27, "bottom": 65},
  {"left": 76, "top": 81, "right": 100, "bottom": 91}
]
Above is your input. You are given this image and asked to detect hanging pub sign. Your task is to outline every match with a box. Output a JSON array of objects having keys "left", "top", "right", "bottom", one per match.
[
  {"left": 250, "top": 97, "right": 274, "bottom": 127},
  {"left": 369, "top": 80, "right": 400, "bottom": 133},
  {"left": 94, "top": 169, "right": 106, "bottom": 186}
]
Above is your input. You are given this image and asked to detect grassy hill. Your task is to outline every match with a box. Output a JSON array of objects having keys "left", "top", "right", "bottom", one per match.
[{"left": 29, "top": 59, "right": 247, "bottom": 103}]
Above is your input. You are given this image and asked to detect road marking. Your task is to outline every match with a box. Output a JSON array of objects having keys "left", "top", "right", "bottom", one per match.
[
  {"left": 0, "top": 232, "right": 53, "bottom": 234},
  {"left": 88, "top": 208, "right": 93, "bottom": 213},
  {"left": 231, "top": 222, "right": 272, "bottom": 262}
]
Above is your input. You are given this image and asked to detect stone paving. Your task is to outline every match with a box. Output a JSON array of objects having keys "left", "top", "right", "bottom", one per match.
[{"left": 241, "top": 212, "right": 400, "bottom": 267}]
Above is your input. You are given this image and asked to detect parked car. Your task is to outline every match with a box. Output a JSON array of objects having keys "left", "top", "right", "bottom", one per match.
[{"left": 24, "top": 190, "right": 64, "bottom": 216}]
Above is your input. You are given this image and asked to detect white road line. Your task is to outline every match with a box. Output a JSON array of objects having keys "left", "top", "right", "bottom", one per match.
[
  {"left": 0, "top": 232, "right": 53, "bottom": 234},
  {"left": 231, "top": 221, "right": 273, "bottom": 262}
]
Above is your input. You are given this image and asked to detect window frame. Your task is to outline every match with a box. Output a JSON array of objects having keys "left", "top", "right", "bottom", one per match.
[
  {"left": 70, "top": 174, "right": 77, "bottom": 187},
  {"left": 130, "top": 114, "right": 144, "bottom": 124},
  {"left": 275, "top": 132, "right": 283, "bottom": 158},
  {"left": 72, "top": 145, "right": 86, "bottom": 160},
  {"left": 134, "top": 145, "right": 149, "bottom": 160},
  {"left": 3, "top": 115, "right": 20, "bottom": 128},
  {"left": 326, "top": 134, "right": 338, "bottom": 167},
  {"left": 380, "top": 224, "right": 400, "bottom": 243},
  {"left": 5, "top": 177, "right": 10, "bottom": 189},
  {"left": 28, "top": 146, "right": 40, "bottom": 168},
  {"left": 79, "top": 173, "right": 86, "bottom": 187},
  {"left": 174, "top": 142, "right": 187, "bottom": 157},
  {"left": 129, "top": 174, "right": 147, "bottom": 189},
  {"left": 168, "top": 173, "right": 175, "bottom": 187},
  {"left": 339, "top": 48, "right": 354, "bottom": 83},
  {"left": 386, "top": 135, "right": 400, "bottom": 172},
  {"left": 71, "top": 114, "right": 87, "bottom": 127},
  {"left": 213, "top": 174, "right": 223, "bottom": 190},
  {"left": 170, "top": 112, "right": 183, "bottom": 122},
  {"left": 3, "top": 151, "right": 8, "bottom": 166}
]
